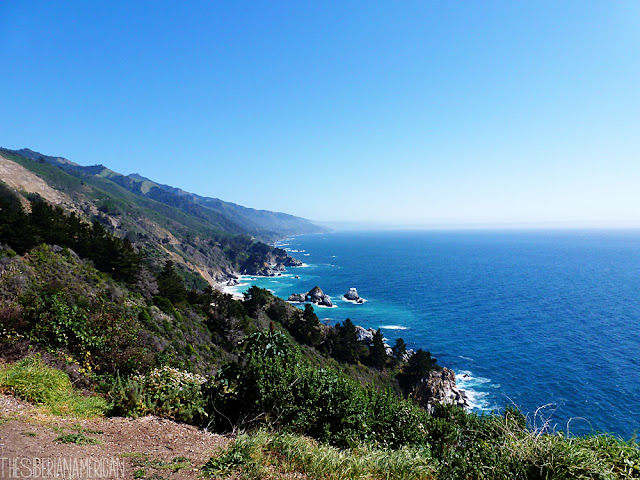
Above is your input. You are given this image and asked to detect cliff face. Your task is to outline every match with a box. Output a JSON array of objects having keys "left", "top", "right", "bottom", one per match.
[{"left": 409, "top": 367, "right": 469, "bottom": 413}]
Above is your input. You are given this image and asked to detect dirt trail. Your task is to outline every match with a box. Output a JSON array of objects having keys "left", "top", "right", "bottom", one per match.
[{"left": 0, "top": 395, "right": 231, "bottom": 479}]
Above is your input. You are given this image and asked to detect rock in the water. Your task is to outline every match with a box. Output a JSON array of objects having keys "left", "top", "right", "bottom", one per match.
[
  {"left": 288, "top": 293, "right": 307, "bottom": 302},
  {"left": 227, "top": 278, "right": 240, "bottom": 286},
  {"left": 344, "top": 287, "right": 366, "bottom": 303},
  {"left": 273, "top": 263, "right": 286, "bottom": 272},
  {"left": 306, "top": 286, "right": 333, "bottom": 307},
  {"left": 409, "top": 368, "right": 469, "bottom": 413},
  {"left": 344, "top": 287, "right": 359, "bottom": 300},
  {"left": 288, "top": 286, "right": 333, "bottom": 306}
]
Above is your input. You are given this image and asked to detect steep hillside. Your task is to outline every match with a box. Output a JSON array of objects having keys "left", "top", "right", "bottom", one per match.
[
  {"left": 0, "top": 148, "right": 311, "bottom": 286},
  {"left": 12, "top": 148, "right": 324, "bottom": 241}
]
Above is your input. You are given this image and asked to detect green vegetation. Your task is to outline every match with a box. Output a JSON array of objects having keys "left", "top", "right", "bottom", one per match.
[
  {"left": 205, "top": 329, "right": 430, "bottom": 448},
  {"left": 203, "top": 430, "right": 435, "bottom": 479},
  {"left": 55, "top": 433, "right": 101, "bottom": 445},
  {"left": 1, "top": 150, "right": 639, "bottom": 478},
  {"left": 0, "top": 356, "right": 107, "bottom": 417},
  {"left": 108, "top": 366, "right": 206, "bottom": 423}
]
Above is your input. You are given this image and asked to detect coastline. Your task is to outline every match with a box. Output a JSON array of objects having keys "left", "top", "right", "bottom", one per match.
[{"left": 218, "top": 236, "right": 475, "bottom": 413}]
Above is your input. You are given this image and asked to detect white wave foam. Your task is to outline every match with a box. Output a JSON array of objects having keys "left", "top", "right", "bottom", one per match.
[
  {"left": 379, "top": 325, "right": 407, "bottom": 330},
  {"left": 341, "top": 297, "right": 368, "bottom": 305},
  {"left": 457, "top": 370, "right": 492, "bottom": 384},
  {"left": 455, "top": 369, "right": 498, "bottom": 412}
]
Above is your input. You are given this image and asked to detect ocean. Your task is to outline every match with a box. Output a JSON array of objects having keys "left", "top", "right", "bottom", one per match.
[{"left": 227, "top": 230, "right": 640, "bottom": 439}]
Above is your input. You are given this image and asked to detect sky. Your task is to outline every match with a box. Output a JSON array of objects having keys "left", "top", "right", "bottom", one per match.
[{"left": 1, "top": 1, "right": 639, "bottom": 228}]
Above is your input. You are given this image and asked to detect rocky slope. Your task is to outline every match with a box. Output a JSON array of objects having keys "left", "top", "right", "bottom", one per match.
[
  {"left": 0, "top": 148, "right": 311, "bottom": 286},
  {"left": 409, "top": 368, "right": 470, "bottom": 413}
]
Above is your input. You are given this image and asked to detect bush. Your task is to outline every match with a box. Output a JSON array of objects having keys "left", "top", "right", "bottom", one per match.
[
  {"left": 108, "top": 365, "right": 206, "bottom": 424},
  {"left": 204, "top": 330, "right": 430, "bottom": 448},
  {"left": 18, "top": 288, "right": 150, "bottom": 377}
]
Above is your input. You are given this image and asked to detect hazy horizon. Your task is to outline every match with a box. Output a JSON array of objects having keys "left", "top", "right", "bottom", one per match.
[{"left": 2, "top": 1, "right": 639, "bottom": 227}]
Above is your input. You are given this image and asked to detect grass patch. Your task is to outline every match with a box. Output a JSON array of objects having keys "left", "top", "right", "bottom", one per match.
[
  {"left": 0, "top": 356, "right": 107, "bottom": 417},
  {"left": 55, "top": 433, "right": 101, "bottom": 445},
  {"left": 203, "top": 428, "right": 640, "bottom": 480},
  {"left": 202, "top": 430, "right": 436, "bottom": 479}
]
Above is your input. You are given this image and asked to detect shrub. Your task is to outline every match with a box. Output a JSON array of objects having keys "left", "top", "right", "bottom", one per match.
[
  {"left": 108, "top": 366, "right": 206, "bottom": 423},
  {"left": 204, "top": 330, "right": 430, "bottom": 448}
]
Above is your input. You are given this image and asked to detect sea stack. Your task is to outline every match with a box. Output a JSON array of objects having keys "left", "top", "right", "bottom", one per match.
[
  {"left": 307, "top": 286, "right": 333, "bottom": 307},
  {"left": 288, "top": 286, "right": 333, "bottom": 307},
  {"left": 344, "top": 287, "right": 365, "bottom": 303}
]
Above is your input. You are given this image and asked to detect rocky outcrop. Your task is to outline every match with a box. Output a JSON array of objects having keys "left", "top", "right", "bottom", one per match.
[
  {"left": 288, "top": 286, "right": 333, "bottom": 307},
  {"left": 355, "top": 325, "right": 375, "bottom": 343},
  {"left": 355, "top": 326, "right": 393, "bottom": 356},
  {"left": 306, "top": 286, "right": 333, "bottom": 307},
  {"left": 282, "top": 256, "right": 303, "bottom": 267},
  {"left": 241, "top": 250, "right": 301, "bottom": 276},
  {"left": 409, "top": 368, "right": 469, "bottom": 413},
  {"left": 288, "top": 293, "right": 306, "bottom": 302},
  {"left": 344, "top": 287, "right": 365, "bottom": 303}
]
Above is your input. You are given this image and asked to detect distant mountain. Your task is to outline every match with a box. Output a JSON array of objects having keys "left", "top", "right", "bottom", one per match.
[
  {"left": 13, "top": 148, "right": 325, "bottom": 241},
  {"left": 0, "top": 147, "right": 326, "bottom": 286}
]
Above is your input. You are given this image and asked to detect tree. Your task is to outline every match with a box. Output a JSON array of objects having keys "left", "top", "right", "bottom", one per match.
[
  {"left": 392, "top": 337, "right": 407, "bottom": 361},
  {"left": 243, "top": 285, "right": 272, "bottom": 315},
  {"left": 405, "top": 348, "right": 437, "bottom": 378},
  {"left": 299, "top": 304, "right": 322, "bottom": 347},
  {"left": 156, "top": 261, "right": 187, "bottom": 304},
  {"left": 367, "top": 329, "right": 388, "bottom": 370},
  {"left": 333, "top": 319, "right": 366, "bottom": 364}
]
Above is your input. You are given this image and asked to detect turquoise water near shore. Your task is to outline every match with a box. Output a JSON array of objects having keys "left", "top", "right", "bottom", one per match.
[{"left": 228, "top": 230, "right": 640, "bottom": 438}]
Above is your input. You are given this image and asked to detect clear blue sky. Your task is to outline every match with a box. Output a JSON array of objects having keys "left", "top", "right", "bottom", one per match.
[{"left": 1, "top": 1, "right": 639, "bottom": 227}]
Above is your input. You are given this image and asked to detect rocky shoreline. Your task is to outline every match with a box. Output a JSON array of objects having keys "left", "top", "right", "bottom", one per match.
[
  {"left": 409, "top": 368, "right": 470, "bottom": 412},
  {"left": 217, "top": 248, "right": 471, "bottom": 412}
]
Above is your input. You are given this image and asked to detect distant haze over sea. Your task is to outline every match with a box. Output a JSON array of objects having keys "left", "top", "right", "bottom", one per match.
[{"left": 321, "top": 221, "right": 640, "bottom": 232}]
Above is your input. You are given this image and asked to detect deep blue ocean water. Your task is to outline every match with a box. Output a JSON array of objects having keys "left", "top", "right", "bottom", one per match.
[{"left": 228, "top": 230, "right": 640, "bottom": 438}]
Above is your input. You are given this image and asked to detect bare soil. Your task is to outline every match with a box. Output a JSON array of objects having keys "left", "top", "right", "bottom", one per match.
[
  {"left": 0, "top": 154, "right": 74, "bottom": 208},
  {"left": 0, "top": 394, "right": 231, "bottom": 480}
]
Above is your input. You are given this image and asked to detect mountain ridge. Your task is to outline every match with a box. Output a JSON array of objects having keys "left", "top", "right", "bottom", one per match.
[
  {"left": 0, "top": 147, "right": 324, "bottom": 287},
  {"left": 12, "top": 147, "right": 324, "bottom": 241}
]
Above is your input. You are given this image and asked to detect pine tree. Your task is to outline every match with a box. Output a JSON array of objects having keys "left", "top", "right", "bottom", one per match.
[
  {"left": 368, "top": 328, "right": 388, "bottom": 370},
  {"left": 156, "top": 261, "right": 187, "bottom": 304}
]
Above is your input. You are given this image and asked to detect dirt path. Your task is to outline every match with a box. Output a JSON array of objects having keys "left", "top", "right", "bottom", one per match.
[{"left": 0, "top": 394, "right": 231, "bottom": 479}]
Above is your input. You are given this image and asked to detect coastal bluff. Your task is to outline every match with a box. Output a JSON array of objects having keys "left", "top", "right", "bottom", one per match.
[{"left": 410, "top": 368, "right": 469, "bottom": 413}]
